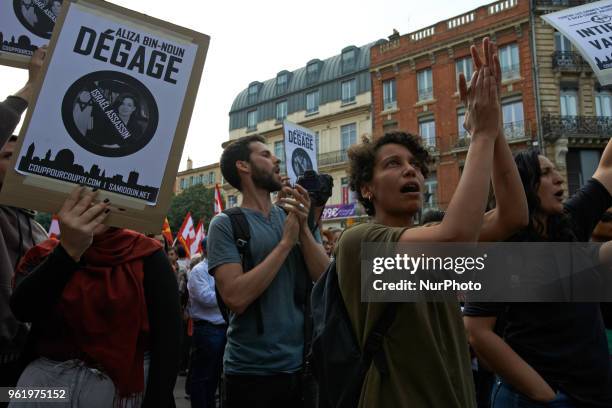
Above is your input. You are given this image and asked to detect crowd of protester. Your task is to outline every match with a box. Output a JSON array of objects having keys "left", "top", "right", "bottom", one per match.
[{"left": 2, "top": 37, "right": 612, "bottom": 408}]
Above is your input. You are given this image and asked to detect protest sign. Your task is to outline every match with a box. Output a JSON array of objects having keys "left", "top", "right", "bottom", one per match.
[
  {"left": 0, "top": 0, "right": 63, "bottom": 68},
  {"left": 0, "top": 0, "right": 209, "bottom": 233},
  {"left": 282, "top": 120, "right": 317, "bottom": 184},
  {"left": 542, "top": 0, "right": 612, "bottom": 85}
]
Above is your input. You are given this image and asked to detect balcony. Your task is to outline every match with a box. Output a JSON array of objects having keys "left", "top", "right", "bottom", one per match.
[
  {"left": 418, "top": 87, "right": 433, "bottom": 102},
  {"left": 501, "top": 63, "right": 521, "bottom": 81},
  {"left": 552, "top": 51, "right": 589, "bottom": 72},
  {"left": 454, "top": 121, "right": 529, "bottom": 149},
  {"left": 318, "top": 149, "right": 349, "bottom": 167},
  {"left": 542, "top": 114, "right": 612, "bottom": 141}
]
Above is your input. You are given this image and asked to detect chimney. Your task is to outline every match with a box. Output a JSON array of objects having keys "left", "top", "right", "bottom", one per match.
[{"left": 187, "top": 157, "right": 193, "bottom": 170}]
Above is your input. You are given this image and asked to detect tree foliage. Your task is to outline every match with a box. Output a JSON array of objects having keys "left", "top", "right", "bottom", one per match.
[{"left": 166, "top": 184, "right": 215, "bottom": 237}]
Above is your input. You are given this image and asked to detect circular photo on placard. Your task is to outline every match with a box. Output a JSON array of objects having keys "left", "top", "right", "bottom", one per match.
[
  {"left": 61, "top": 71, "right": 159, "bottom": 157},
  {"left": 291, "top": 148, "right": 313, "bottom": 177},
  {"left": 13, "top": 0, "right": 63, "bottom": 39}
]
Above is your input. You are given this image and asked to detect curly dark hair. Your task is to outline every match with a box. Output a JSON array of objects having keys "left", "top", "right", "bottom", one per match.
[
  {"left": 513, "top": 149, "right": 576, "bottom": 242},
  {"left": 348, "top": 131, "right": 431, "bottom": 216},
  {"left": 220, "top": 135, "right": 266, "bottom": 191}
]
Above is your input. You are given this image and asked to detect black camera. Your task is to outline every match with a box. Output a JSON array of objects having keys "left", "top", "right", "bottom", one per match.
[{"left": 296, "top": 170, "right": 334, "bottom": 207}]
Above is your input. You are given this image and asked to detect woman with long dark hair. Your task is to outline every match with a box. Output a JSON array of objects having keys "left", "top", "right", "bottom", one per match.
[{"left": 464, "top": 148, "right": 612, "bottom": 407}]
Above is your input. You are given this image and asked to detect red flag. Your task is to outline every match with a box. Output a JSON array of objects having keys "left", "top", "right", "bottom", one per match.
[
  {"left": 48, "top": 215, "right": 60, "bottom": 239},
  {"left": 214, "top": 183, "right": 224, "bottom": 215},
  {"left": 177, "top": 212, "right": 195, "bottom": 258},
  {"left": 190, "top": 220, "right": 205, "bottom": 256},
  {"left": 162, "top": 217, "right": 173, "bottom": 244}
]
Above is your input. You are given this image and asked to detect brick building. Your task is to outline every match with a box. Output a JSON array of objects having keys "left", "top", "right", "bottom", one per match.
[{"left": 370, "top": 0, "right": 536, "bottom": 208}]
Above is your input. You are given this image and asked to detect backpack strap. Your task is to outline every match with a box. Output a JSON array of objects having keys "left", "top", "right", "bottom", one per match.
[
  {"left": 223, "top": 207, "right": 264, "bottom": 334},
  {"left": 361, "top": 303, "right": 398, "bottom": 377}
]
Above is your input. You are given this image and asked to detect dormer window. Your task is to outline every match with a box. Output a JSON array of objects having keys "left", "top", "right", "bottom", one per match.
[
  {"left": 306, "top": 59, "right": 321, "bottom": 85},
  {"left": 276, "top": 71, "right": 289, "bottom": 95},
  {"left": 342, "top": 46, "right": 357, "bottom": 74},
  {"left": 248, "top": 82, "right": 260, "bottom": 104}
]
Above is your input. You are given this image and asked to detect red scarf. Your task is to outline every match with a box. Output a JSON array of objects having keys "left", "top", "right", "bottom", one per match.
[{"left": 17, "top": 228, "right": 162, "bottom": 399}]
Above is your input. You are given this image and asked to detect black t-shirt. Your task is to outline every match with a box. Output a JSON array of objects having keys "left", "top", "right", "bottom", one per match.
[{"left": 464, "top": 178, "right": 612, "bottom": 408}]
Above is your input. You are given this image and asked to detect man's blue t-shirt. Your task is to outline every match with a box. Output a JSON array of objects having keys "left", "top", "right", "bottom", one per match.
[{"left": 207, "top": 205, "right": 309, "bottom": 375}]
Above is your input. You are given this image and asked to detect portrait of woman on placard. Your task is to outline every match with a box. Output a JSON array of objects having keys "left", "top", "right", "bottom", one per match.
[
  {"left": 20, "top": 0, "right": 38, "bottom": 28},
  {"left": 86, "top": 93, "right": 146, "bottom": 150}
]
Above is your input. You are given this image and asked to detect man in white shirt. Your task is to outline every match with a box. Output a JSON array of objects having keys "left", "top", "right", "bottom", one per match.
[{"left": 187, "top": 238, "right": 226, "bottom": 408}]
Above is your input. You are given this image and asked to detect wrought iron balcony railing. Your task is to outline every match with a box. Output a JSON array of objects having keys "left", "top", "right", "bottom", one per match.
[
  {"left": 542, "top": 114, "right": 612, "bottom": 141},
  {"left": 318, "top": 149, "right": 349, "bottom": 167},
  {"left": 501, "top": 63, "right": 521, "bottom": 80},
  {"left": 552, "top": 51, "right": 589, "bottom": 71},
  {"left": 418, "top": 87, "right": 433, "bottom": 101},
  {"left": 454, "top": 121, "right": 529, "bottom": 148}
]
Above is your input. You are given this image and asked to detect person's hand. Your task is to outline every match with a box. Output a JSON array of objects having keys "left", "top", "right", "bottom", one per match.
[
  {"left": 279, "top": 184, "right": 311, "bottom": 228},
  {"left": 281, "top": 212, "right": 300, "bottom": 248},
  {"left": 58, "top": 186, "right": 111, "bottom": 262},
  {"left": 273, "top": 176, "right": 291, "bottom": 206},
  {"left": 28, "top": 46, "right": 47, "bottom": 85},
  {"left": 14, "top": 46, "right": 47, "bottom": 104},
  {"left": 459, "top": 38, "right": 502, "bottom": 138},
  {"left": 460, "top": 66, "right": 500, "bottom": 141}
]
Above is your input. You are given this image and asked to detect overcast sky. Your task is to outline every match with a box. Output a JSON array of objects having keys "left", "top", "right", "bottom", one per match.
[{"left": 1, "top": 0, "right": 493, "bottom": 171}]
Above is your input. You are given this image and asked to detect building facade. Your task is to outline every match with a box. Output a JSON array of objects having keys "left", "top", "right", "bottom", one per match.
[
  {"left": 533, "top": 0, "right": 611, "bottom": 196},
  {"left": 227, "top": 43, "right": 381, "bottom": 228},
  {"left": 370, "top": 0, "right": 536, "bottom": 209},
  {"left": 174, "top": 158, "right": 222, "bottom": 195}
]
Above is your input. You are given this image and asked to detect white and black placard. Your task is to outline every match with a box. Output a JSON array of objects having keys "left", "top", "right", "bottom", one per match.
[
  {"left": 15, "top": 2, "right": 197, "bottom": 204},
  {"left": 0, "top": 0, "right": 63, "bottom": 63},
  {"left": 283, "top": 120, "right": 318, "bottom": 184},
  {"left": 543, "top": 0, "right": 612, "bottom": 85}
]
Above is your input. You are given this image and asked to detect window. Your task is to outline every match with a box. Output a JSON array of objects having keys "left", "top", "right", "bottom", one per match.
[
  {"left": 276, "top": 101, "right": 287, "bottom": 122},
  {"left": 341, "top": 123, "right": 357, "bottom": 151},
  {"left": 424, "top": 177, "right": 438, "bottom": 210},
  {"left": 554, "top": 32, "right": 572, "bottom": 52},
  {"left": 276, "top": 73, "right": 288, "bottom": 94},
  {"left": 306, "top": 61, "right": 320, "bottom": 84},
  {"left": 189, "top": 176, "right": 194, "bottom": 186},
  {"left": 502, "top": 99, "right": 525, "bottom": 139},
  {"left": 274, "top": 140, "right": 286, "bottom": 173},
  {"left": 499, "top": 43, "right": 520, "bottom": 80},
  {"left": 228, "top": 195, "right": 237, "bottom": 208},
  {"left": 419, "top": 118, "right": 436, "bottom": 147},
  {"left": 342, "top": 49, "right": 356, "bottom": 73},
  {"left": 247, "top": 110, "right": 257, "bottom": 130},
  {"left": 596, "top": 90, "right": 612, "bottom": 117},
  {"left": 248, "top": 83, "right": 259, "bottom": 104},
  {"left": 315, "top": 131, "right": 320, "bottom": 155},
  {"left": 383, "top": 79, "right": 397, "bottom": 110},
  {"left": 457, "top": 108, "right": 467, "bottom": 138},
  {"left": 180, "top": 178, "right": 186, "bottom": 189},
  {"left": 417, "top": 69, "right": 433, "bottom": 101},
  {"left": 306, "top": 90, "right": 319, "bottom": 114},
  {"left": 560, "top": 89, "right": 578, "bottom": 116},
  {"left": 341, "top": 79, "right": 356, "bottom": 104},
  {"left": 456, "top": 57, "right": 474, "bottom": 87}
]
